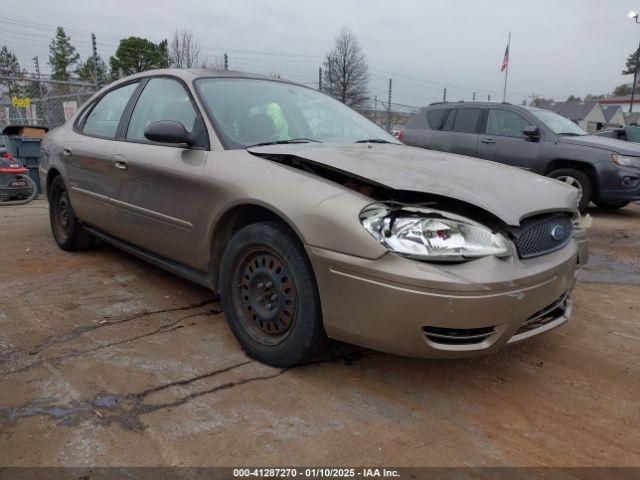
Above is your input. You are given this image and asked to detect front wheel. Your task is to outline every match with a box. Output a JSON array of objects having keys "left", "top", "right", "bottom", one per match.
[
  {"left": 219, "top": 221, "right": 326, "bottom": 367},
  {"left": 48, "top": 176, "right": 94, "bottom": 251},
  {"left": 548, "top": 168, "right": 592, "bottom": 212}
]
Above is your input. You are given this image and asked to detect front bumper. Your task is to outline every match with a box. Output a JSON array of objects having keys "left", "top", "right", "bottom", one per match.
[
  {"left": 598, "top": 165, "right": 640, "bottom": 203},
  {"left": 307, "top": 234, "right": 587, "bottom": 359}
]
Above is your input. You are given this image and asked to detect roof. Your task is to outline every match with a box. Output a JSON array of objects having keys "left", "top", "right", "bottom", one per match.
[
  {"left": 427, "top": 101, "right": 512, "bottom": 108},
  {"left": 99, "top": 68, "right": 303, "bottom": 95},
  {"left": 542, "top": 101, "right": 598, "bottom": 121},
  {"left": 601, "top": 105, "right": 622, "bottom": 122}
]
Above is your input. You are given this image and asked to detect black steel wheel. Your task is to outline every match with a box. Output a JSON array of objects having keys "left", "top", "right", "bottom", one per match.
[
  {"left": 233, "top": 247, "right": 297, "bottom": 345},
  {"left": 220, "top": 221, "right": 326, "bottom": 367},
  {"left": 48, "top": 176, "right": 94, "bottom": 251}
]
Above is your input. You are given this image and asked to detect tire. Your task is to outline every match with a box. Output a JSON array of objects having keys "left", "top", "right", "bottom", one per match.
[
  {"left": 594, "top": 200, "right": 629, "bottom": 210},
  {"left": 548, "top": 168, "right": 592, "bottom": 212},
  {"left": 48, "top": 176, "right": 94, "bottom": 251},
  {"left": 219, "top": 221, "right": 326, "bottom": 367}
]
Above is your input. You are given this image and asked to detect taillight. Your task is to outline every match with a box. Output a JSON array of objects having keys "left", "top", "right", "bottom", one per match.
[
  {"left": 398, "top": 129, "right": 404, "bottom": 142},
  {"left": 2, "top": 152, "right": 13, "bottom": 159}
]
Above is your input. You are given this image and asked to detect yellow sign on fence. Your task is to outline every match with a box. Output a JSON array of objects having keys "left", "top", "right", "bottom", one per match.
[{"left": 11, "top": 96, "right": 30, "bottom": 109}]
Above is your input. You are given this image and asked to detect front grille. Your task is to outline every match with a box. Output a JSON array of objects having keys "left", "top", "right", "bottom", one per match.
[
  {"left": 515, "top": 291, "right": 570, "bottom": 336},
  {"left": 423, "top": 325, "right": 495, "bottom": 345},
  {"left": 509, "top": 213, "right": 574, "bottom": 259}
]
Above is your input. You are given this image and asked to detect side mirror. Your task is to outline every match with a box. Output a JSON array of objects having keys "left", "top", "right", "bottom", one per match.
[
  {"left": 523, "top": 125, "right": 540, "bottom": 141},
  {"left": 144, "top": 121, "right": 193, "bottom": 145}
]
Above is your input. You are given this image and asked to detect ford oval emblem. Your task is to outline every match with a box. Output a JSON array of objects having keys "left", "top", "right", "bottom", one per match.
[{"left": 550, "top": 224, "right": 566, "bottom": 241}]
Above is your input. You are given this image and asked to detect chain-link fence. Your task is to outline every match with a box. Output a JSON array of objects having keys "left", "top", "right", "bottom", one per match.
[{"left": 0, "top": 75, "right": 98, "bottom": 131}]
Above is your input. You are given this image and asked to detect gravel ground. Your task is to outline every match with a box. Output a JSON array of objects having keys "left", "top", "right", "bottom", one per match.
[{"left": 0, "top": 200, "right": 638, "bottom": 468}]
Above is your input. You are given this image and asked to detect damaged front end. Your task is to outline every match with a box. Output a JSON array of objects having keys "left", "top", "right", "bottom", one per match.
[{"left": 248, "top": 148, "right": 585, "bottom": 266}]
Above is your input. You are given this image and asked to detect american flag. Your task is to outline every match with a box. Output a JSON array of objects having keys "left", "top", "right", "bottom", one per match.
[{"left": 501, "top": 43, "right": 509, "bottom": 72}]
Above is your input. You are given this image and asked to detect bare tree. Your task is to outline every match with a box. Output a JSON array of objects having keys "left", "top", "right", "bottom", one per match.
[
  {"left": 169, "top": 30, "right": 201, "bottom": 68},
  {"left": 323, "top": 27, "right": 369, "bottom": 109}
]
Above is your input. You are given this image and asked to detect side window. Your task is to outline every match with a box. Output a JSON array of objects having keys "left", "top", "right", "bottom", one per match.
[
  {"left": 442, "top": 109, "right": 456, "bottom": 131},
  {"left": 126, "top": 78, "right": 197, "bottom": 142},
  {"left": 82, "top": 82, "right": 139, "bottom": 138},
  {"left": 451, "top": 108, "right": 482, "bottom": 133},
  {"left": 427, "top": 109, "right": 446, "bottom": 129},
  {"left": 486, "top": 109, "right": 530, "bottom": 137}
]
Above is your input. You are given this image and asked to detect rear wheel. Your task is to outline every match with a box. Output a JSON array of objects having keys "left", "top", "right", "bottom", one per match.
[
  {"left": 219, "top": 221, "right": 326, "bottom": 367},
  {"left": 49, "top": 176, "right": 94, "bottom": 251},
  {"left": 594, "top": 200, "right": 629, "bottom": 210},
  {"left": 548, "top": 168, "right": 592, "bottom": 212}
]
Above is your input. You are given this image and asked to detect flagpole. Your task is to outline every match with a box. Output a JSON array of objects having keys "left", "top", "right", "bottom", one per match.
[{"left": 502, "top": 32, "right": 511, "bottom": 103}]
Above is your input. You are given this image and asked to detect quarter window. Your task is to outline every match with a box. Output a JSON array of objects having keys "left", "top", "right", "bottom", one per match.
[
  {"left": 82, "top": 82, "right": 139, "bottom": 138},
  {"left": 486, "top": 109, "right": 530, "bottom": 137},
  {"left": 442, "top": 109, "right": 456, "bottom": 131},
  {"left": 126, "top": 78, "right": 197, "bottom": 142},
  {"left": 451, "top": 108, "right": 482, "bottom": 133},
  {"left": 427, "top": 109, "right": 446, "bottom": 129}
]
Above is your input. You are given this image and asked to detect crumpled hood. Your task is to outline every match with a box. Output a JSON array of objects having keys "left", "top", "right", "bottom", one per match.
[
  {"left": 558, "top": 134, "right": 640, "bottom": 154},
  {"left": 248, "top": 143, "right": 578, "bottom": 226}
]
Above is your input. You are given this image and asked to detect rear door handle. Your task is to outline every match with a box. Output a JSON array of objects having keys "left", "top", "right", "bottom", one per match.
[
  {"left": 480, "top": 138, "right": 496, "bottom": 144},
  {"left": 112, "top": 154, "right": 128, "bottom": 170},
  {"left": 63, "top": 147, "right": 72, "bottom": 156}
]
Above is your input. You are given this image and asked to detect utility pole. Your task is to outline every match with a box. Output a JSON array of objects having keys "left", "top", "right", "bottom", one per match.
[
  {"left": 472, "top": 91, "right": 476, "bottom": 101},
  {"left": 387, "top": 78, "right": 392, "bottom": 132},
  {"left": 443, "top": 87, "right": 447, "bottom": 102},
  {"left": 318, "top": 66, "right": 322, "bottom": 92},
  {"left": 32, "top": 56, "right": 47, "bottom": 126},
  {"left": 91, "top": 33, "right": 99, "bottom": 87},
  {"left": 374, "top": 95, "right": 378, "bottom": 125},
  {"left": 224, "top": 53, "right": 229, "bottom": 71}
]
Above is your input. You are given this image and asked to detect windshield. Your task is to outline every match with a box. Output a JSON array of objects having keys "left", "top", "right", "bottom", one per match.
[
  {"left": 530, "top": 109, "right": 586, "bottom": 136},
  {"left": 195, "top": 78, "right": 398, "bottom": 149}
]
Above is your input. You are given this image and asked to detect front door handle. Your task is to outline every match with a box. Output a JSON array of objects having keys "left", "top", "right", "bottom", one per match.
[
  {"left": 63, "top": 147, "right": 72, "bottom": 156},
  {"left": 480, "top": 138, "right": 496, "bottom": 144},
  {"left": 112, "top": 154, "right": 128, "bottom": 170}
]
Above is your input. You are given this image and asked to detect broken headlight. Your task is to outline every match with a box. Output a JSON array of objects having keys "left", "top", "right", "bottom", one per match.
[{"left": 359, "top": 204, "right": 509, "bottom": 262}]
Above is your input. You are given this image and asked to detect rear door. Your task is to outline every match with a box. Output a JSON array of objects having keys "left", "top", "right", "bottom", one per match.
[
  {"left": 65, "top": 81, "right": 141, "bottom": 230},
  {"left": 107, "top": 76, "right": 209, "bottom": 268},
  {"left": 476, "top": 108, "right": 540, "bottom": 169}
]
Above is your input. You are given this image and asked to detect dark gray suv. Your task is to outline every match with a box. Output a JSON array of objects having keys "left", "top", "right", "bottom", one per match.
[{"left": 401, "top": 102, "right": 640, "bottom": 211}]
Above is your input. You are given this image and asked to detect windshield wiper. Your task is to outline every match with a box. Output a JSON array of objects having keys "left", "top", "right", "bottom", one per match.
[
  {"left": 246, "top": 138, "right": 321, "bottom": 148},
  {"left": 354, "top": 138, "right": 394, "bottom": 144},
  {"left": 557, "top": 133, "right": 583, "bottom": 137}
]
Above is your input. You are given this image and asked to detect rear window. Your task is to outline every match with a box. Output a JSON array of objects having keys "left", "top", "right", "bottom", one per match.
[
  {"left": 451, "top": 108, "right": 482, "bottom": 133},
  {"left": 427, "top": 109, "right": 446, "bottom": 129},
  {"left": 82, "top": 82, "right": 139, "bottom": 138}
]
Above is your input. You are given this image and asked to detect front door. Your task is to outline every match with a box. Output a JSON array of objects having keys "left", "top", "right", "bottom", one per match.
[
  {"left": 107, "top": 77, "right": 208, "bottom": 269},
  {"left": 476, "top": 108, "right": 540, "bottom": 169}
]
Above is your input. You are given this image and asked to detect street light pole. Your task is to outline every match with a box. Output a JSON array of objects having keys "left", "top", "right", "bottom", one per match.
[{"left": 628, "top": 11, "right": 640, "bottom": 112}]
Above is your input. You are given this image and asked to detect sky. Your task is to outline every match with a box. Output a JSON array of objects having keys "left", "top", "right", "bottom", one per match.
[{"left": 2, "top": 0, "right": 640, "bottom": 108}]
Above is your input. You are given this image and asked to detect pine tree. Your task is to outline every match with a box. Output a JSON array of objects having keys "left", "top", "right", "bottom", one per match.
[{"left": 49, "top": 27, "right": 80, "bottom": 81}]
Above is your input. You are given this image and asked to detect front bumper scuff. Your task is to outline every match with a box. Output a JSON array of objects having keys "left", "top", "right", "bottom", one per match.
[{"left": 307, "top": 239, "right": 585, "bottom": 359}]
